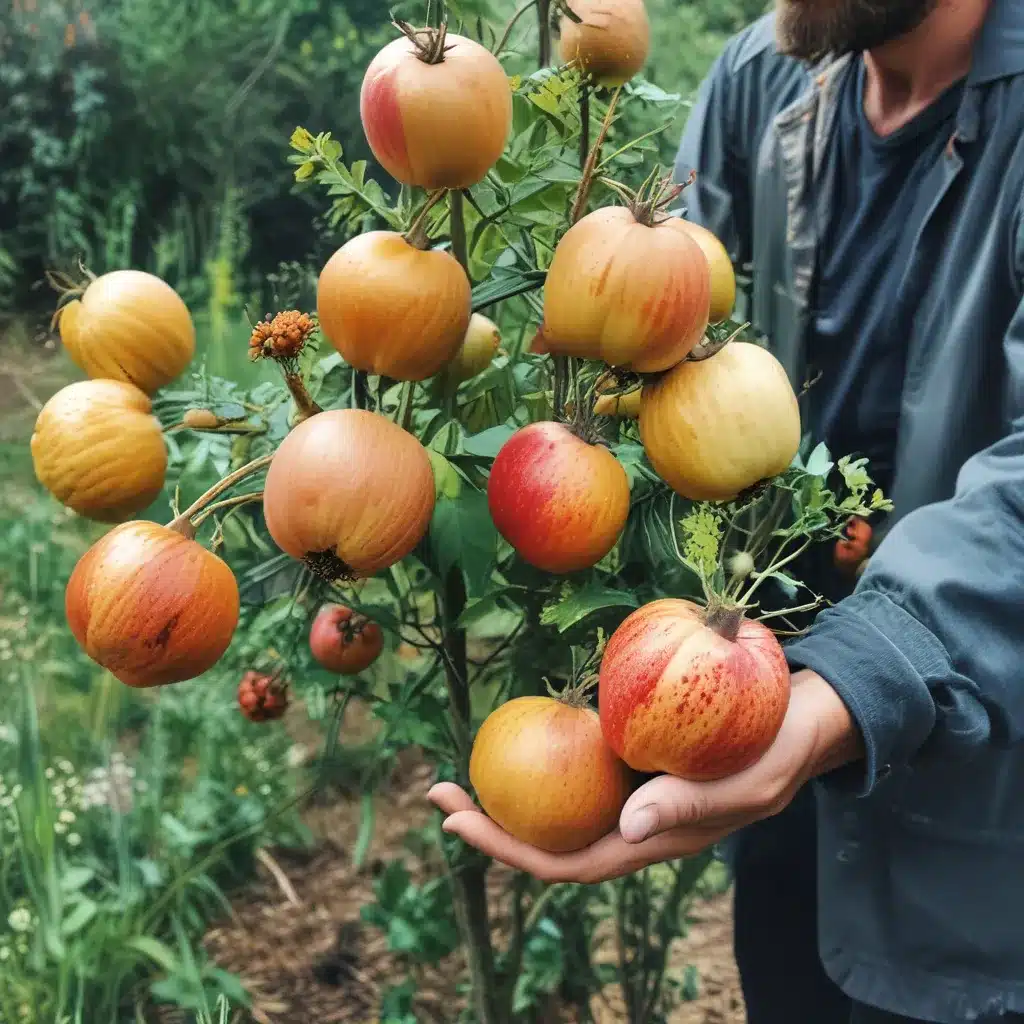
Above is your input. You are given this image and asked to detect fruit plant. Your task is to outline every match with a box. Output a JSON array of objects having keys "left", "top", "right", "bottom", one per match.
[{"left": 36, "top": 0, "right": 891, "bottom": 1019}]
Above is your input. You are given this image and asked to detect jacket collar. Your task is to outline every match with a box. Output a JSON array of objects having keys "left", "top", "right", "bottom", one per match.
[{"left": 969, "top": 0, "right": 1024, "bottom": 85}]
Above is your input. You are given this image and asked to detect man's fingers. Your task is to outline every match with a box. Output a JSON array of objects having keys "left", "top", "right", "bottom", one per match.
[{"left": 427, "top": 782, "right": 477, "bottom": 815}]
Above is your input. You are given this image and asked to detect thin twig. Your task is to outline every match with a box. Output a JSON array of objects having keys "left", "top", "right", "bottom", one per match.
[
  {"left": 493, "top": 0, "right": 539, "bottom": 55},
  {"left": 255, "top": 847, "right": 301, "bottom": 906}
]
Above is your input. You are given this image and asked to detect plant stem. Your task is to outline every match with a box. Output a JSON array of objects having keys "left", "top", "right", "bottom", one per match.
[
  {"left": 395, "top": 381, "right": 416, "bottom": 432},
  {"left": 283, "top": 370, "right": 322, "bottom": 420},
  {"left": 739, "top": 537, "right": 813, "bottom": 607},
  {"left": 579, "top": 80, "right": 590, "bottom": 170},
  {"left": 190, "top": 491, "right": 264, "bottom": 530},
  {"left": 352, "top": 370, "right": 369, "bottom": 410},
  {"left": 166, "top": 453, "right": 274, "bottom": 536},
  {"left": 494, "top": 0, "right": 539, "bottom": 55},
  {"left": 405, "top": 188, "right": 449, "bottom": 249},
  {"left": 449, "top": 190, "right": 470, "bottom": 277},
  {"left": 537, "top": 0, "right": 552, "bottom": 66},
  {"left": 570, "top": 85, "right": 623, "bottom": 225}
]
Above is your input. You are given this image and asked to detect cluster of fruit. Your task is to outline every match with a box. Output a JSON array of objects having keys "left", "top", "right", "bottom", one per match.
[{"left": 31, "top": 0, "right": 796, "bottom": 842}]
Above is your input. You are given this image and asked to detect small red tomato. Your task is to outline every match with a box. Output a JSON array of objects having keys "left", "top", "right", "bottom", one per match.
[{"left": 238, "top": 671, "right": 289, "bottom": 723}]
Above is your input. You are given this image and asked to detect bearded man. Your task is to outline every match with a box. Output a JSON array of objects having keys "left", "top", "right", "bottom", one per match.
[{"left": 430, "top": 2, "right": 1024, "bottom": 1021}]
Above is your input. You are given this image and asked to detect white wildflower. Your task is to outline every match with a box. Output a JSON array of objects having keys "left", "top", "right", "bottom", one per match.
[
  {"left": 7, "top": 908, "right": 31, "bottom": 932},
  {"left": 59, "top": 810, "right": 75, "bottom": 824},
  {"left": 67, "top": 833, "right": 81, "bottom": 847}
]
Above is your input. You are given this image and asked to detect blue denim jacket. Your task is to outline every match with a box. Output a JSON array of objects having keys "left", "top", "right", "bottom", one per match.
[{"left": 675, "top": 4, "right": 1024, "bottom": 1021}]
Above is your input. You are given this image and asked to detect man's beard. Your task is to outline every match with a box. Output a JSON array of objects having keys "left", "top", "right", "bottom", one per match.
[{"left": 775, "top": 0, "right": 939, "bottom": 62}]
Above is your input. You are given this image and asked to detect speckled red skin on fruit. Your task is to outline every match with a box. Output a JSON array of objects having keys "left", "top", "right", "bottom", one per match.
[
  {"left": 598, "top": 599, "right": 791, "bottom": 781},
  {"left": 486, "top": 421, "right": 630, "bottom": 575}
]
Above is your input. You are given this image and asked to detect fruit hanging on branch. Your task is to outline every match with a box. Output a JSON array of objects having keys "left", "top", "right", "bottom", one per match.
[
  {"left": 55, "top": 270, "right": 195, "bottom": 394},
  {"left": 599, "top": 598, "right": 790, "bottom": 781},
  {"left": 360, "top": 19, "right": 512, "bottom": 190},
  {"left": 31, "top": 379, "right": 167, "bottom": 523},
  {"left": 262, "top": 409, "right": 436, "bottom": 582},
  {"left": 65, "top": 521, "right": 240, "bottom": 688},
  {"left": 542, "top": 184, "right": 711, "bottom": 372},
  {"left": 469, "top": 689, "right": 633, "bottom": 853},
  {"left": 675, "top": 219, "right": 736, "bottom": 324},
  {"left": 445, "top": 313, "right": 502, "bottom": 385},
  {"left": 559, "top": 0, "right": 651, "bottom": 87},
  {"left": 640, "top": 341, "right": 801, "bottom": 502},
  {"left": 238, "top": 671, "right": 290, "bottom": 723},
  {"left": 317, "top": 228, "right": 471, "bottom": 381},
  {"left": 309, "top": 604, "right": 384, "bottom": 675},
  {"left": 487, "top": 421, "right": 630, "bottom": 574}
]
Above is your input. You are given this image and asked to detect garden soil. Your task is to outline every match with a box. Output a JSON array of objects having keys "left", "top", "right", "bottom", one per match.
[{"left": 204, "top": 702, "right": 745, "bottom": 1024}]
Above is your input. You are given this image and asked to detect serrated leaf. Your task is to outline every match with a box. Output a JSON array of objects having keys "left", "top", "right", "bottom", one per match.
[{"left": 539, "top": 585, "right": 638, "bottom": 632}]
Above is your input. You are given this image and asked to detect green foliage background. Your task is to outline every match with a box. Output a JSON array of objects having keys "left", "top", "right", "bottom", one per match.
[{"left": 0, "top": 0, "right": 768, "bottom": 315}]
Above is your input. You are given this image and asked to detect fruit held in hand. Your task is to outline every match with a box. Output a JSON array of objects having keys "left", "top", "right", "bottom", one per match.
[
  {"left": 317, "top": 231, "right": 471, "bottom": 381},
  {"left": 640, "top": 341, "right": 801, "bottom": 501},
  {"left": 57, "top": 270, "right": 195, "bottom": 394},
  {"left": 542, "top": 206, "right": 710, "bottom": 372},
  {"left": 445, "top": 313, "right": 501, "bottom": 384},
  {"left": 487, "top": 422, "right": 630, "bottom": 574},
  {"left": 238, "top": 671, "right": 289, "bottom": 723},
  {"left": 310, "top": 605, "right": 384, "bottom": 675},
  {"left": 360, "top": 25, "right": 512, "bottom": 189},
  {"left": 675, "top": 219, "right": 736, "bottom": 323},
  {"left": 599, "top": 598, "right": 790, "bottom": 781},
  {"left": 262, "top": 409, "right": 435, "bottom": 581},
  {"left": 559, "top": 0, "right": 651, "bottom": 87},
  {"left": 31, "top": 379, "right": 167, "bottom": 523},
  {"left": 470, "top": 693, "right": 633, "bottom": 853},
  {"left": 66, "top": 522, "right": 239, "bottom": 687}
]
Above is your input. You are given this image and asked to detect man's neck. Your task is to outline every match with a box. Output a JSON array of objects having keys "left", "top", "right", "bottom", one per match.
[{"left": 863, "top": 0, "right": 991, "bottom": 135}]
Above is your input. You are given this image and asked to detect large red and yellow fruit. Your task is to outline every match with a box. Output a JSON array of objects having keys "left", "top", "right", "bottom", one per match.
[
  {"left": 360, "top": 28, "right": 512, "bottom": 190},
  {"left": 263, "top": 409, "right": 435, "bottom": 581},
  {"left": 57, "top": 270, "right": 195, "bottom": 394},
  {"left": 66, "top": 522, "right": 239, "bottom": 688},
  {"left": 469, "top": 695, "right": 633, "bottom": 853},
  {"left": 599, "top": 599, "right": 790, "bottom": 781},
  {"left": 309, "top": 604, "right": 385, "bottom": 675},
  {"left": 542, "top": 207, "right": 710, "bottom": 372},
  {"left": 674, "top": 219, "right": 736, "bottom": 323},
  {"left": 445, "top": 313, "right": 502, "bottom": 384},
  {"left": 640, "top": 341, "right": 801, "bottom": 501},
  {"left": 317, "top": 231, "right": 471, "bottom": 381},
  {"left": 559, "top": 0, "right": 651, "bottom": 87},
  {"left": 487, "top": 422, "right": 630, "bottom": 574},
  {"left": 31, "top": 379, "right": 167, "bottom": 523}
]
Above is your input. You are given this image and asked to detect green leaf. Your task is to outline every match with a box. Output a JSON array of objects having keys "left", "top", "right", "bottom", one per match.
[
  {"left": 352, "top": 792, "right": 375, "bottom": 872},
  {"left": 60, "top": 866, "right": 95, "bottom": 892},
  {"left": 429, "top": 488, "right": 499, "bottom": 599},
  {"left": 462, "top": 424, "right": 515, "bottom": 459},
  {"left": 129, "top": 936, "right": 181, "bottom": 974},
  {"left": 679, "top": 506, "right": 724, "bottom": 578},
  {"left": 471, "top": 266, "right": 547, "bottom": 310},
  {"left": 805, "top": 442, "right": 834, "bottom": 478},
  {"left": 60, "top": 898, "right": 98, "bottom": 937},
  {"left": 539, "top": 584, "right": 639, "bottom": 633}
]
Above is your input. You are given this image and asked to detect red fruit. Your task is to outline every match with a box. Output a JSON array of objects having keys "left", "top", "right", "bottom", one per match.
[
  {"left": 599, "top": 598, "right": 790, "bottom": 781},
  {"left": 487, "top": 422, "right": 630, "bottom": 574},
  {"left": 238, "top": 671, "right": 289, "bottom": 723},
  {"left": 309, "top": 605, "right": 384, "bottom": 675},
  {"left": 834, "top": 516, "right": 873, "bottom": 575}
]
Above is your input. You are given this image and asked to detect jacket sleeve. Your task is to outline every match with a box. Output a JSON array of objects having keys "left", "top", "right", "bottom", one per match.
[{"left": 785, "top": 290, "right": 1024, "bottom": 796}]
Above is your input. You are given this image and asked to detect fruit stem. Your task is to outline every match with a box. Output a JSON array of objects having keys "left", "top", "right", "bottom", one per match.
[
  {"left": 569, "top": 84, "right": 623, "bottom": 225},
  {"left": 393, "top": 15, "right": 451, "bottom": 65},
  {"left": 166, "top": 453, "right": 274, "bottom": 536},
  {"left": 404, "top": 188, "right": 449, "bottom": 250},
  {"left": 703, "top": 601, "right": 744, "bottom": 644},
  {"left": 283, "top": 370, "right": 322, "bottom": 421},
  {"left": 686, "top": 322, "right": 749, "bottom": 363},
  {"left": 579, "top": 79, "right": 591, "bottom": 172},
  {"left": 493, "top": 0, "right": 539, "bottom": 55}
]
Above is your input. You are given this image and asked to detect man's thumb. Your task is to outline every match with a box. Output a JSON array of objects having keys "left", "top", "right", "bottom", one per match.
[{"left": 619, "top": 775, "right": 712, "bottom": 844}]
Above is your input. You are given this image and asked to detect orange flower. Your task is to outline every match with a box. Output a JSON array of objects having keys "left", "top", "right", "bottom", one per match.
[{"left": 248, "top": 310, "right": 316, "bottom": 362}]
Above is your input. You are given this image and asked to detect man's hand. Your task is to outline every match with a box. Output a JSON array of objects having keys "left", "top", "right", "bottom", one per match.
[{"left": 427, "top": 670, "right": 862, "bottom": 884}]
